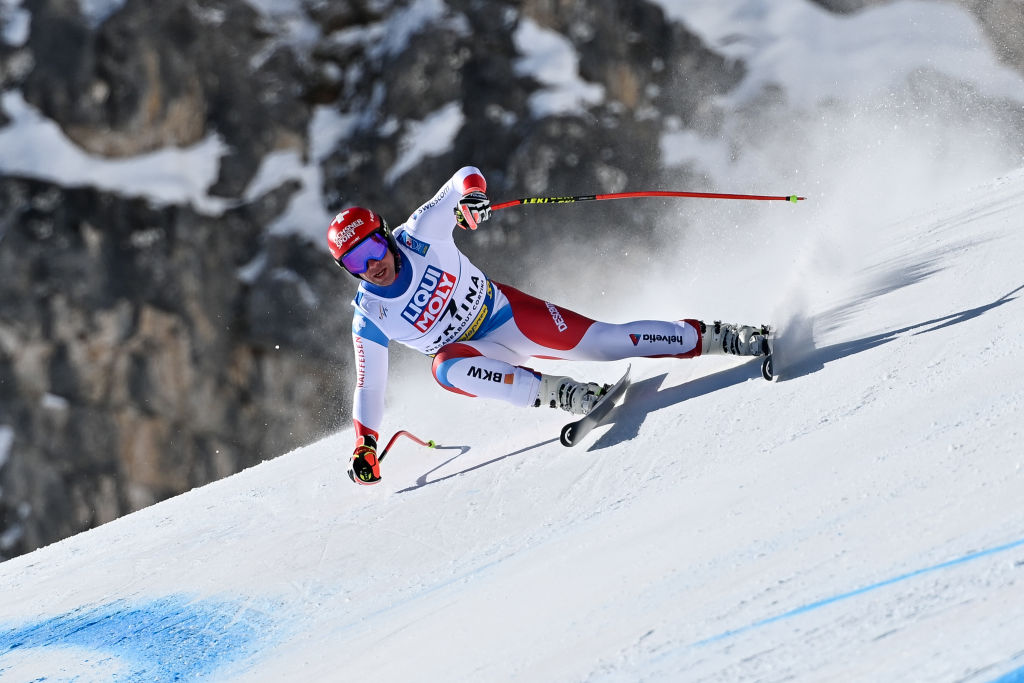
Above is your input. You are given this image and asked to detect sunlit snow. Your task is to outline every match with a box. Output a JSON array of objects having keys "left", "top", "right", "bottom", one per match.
[
  {"left": 2, "top": 167, "right": 1024, "bottom": 680},
  {"left": 3, "top": 4, "right": 1024, "bottom": 678}
]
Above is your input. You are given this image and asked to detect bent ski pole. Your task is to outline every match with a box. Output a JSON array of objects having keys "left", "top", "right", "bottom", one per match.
[
  {"left": 347, "top": 430, "right": 437, "bottom": 484},
  {"left": 491, "top": 190, "right": 804, "bottom": 212},
  {"left": 378, "top": 430, "right": 436, "bottom": 464}
]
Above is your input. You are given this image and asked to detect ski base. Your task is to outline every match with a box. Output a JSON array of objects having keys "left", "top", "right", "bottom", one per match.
[{"left": 559, "top": 365, "right": 631, "bottom": 447}]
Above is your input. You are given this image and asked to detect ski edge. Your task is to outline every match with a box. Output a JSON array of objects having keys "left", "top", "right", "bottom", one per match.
[{"left": 559, "top": 365, "right": 632, "bottom": 447}]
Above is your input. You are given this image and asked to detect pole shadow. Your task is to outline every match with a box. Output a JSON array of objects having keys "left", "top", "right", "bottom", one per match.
[
  {"left": 588, "top": 282, "right": 1024, "bottom": 451},
  {"left": 395, "top": 283, "right": 1023, "bottom": 487},
  {"left": 781, "top": 282, "right": 1024, "bottom": 381},
  {"left": 395, "top": 439, "right": 557, "bottom": 493}
]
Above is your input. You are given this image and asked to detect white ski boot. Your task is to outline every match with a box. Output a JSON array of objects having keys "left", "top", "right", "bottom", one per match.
[
  {"left": 535, "top": 375, "right": 606, "bottom": 415},
  {"left": 699, "top": 320, "right": 770, "bottom": 357}
]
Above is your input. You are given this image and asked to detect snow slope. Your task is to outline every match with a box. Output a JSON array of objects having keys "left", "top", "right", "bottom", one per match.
[
  {"left": 2, "top": 164, "right": 1024, "bottom": 680},
  {"left": 3, "top": 1, "right": 1024, "bottom": 680}
]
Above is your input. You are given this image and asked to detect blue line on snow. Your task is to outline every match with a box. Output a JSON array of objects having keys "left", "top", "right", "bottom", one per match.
[
  {"left": 692, "top": 535, "right": 1024, "bottom": 648},
  {"left": 0, "top": 594, "right": 282, "bottom": 681},
  {"left": 990, "top": 664, "right": 1024, "bottom": 683}
]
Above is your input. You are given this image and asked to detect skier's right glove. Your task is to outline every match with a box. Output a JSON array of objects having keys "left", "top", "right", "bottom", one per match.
[
  {"left": 349, "top": 435, "right": 381, "bottom": 485},
  {"left": 455, "top": 191, "right": 491, "bottom": 230}
]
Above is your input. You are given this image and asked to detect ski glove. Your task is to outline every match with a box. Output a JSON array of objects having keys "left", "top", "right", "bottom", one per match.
[
  {"left": 455, "top": 191, "right": 491, "bottom": 230},
  {"left": 349, "top": 435, "right": 381, "bottom": 485}
]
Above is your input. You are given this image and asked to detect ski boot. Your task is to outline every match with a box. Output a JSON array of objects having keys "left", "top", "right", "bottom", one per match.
[
  {"left": 534, "top": 375, "right": 607, "bottom": 416},
  {"left": 698, "top": 320, "right": 770, "bottom": 357}
]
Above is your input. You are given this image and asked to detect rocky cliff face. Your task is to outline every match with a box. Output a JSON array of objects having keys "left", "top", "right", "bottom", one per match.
[
  {"left": 0, "top": 0, "right": 743, "bottom": 559},
  {"left": 1, "top": 0, "right": 1022, "bottom": 560},
  {"left": 0, "top": 174, "right": 350, "bottom": 556},
  {"left": 18, "top": 0, "right": 312, "bottom": 195}
]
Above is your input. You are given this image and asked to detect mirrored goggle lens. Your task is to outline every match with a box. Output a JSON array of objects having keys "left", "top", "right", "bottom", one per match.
[{"left": 340, "top": 232, "right": 389, "bottom": 274}]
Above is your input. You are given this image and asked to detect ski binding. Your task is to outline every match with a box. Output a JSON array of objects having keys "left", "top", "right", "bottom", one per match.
[{"left": 559, "top": 365, "right": 631, "bottom": 447}]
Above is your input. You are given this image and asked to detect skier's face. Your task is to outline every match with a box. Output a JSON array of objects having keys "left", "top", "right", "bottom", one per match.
[{"left": 360, "top": 248, "right": 397, "bottom": 286}]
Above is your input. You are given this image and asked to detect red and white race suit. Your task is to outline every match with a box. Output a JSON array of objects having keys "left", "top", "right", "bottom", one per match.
[{"left": 350, "top": 167, "right": 703, "bottom": 443}]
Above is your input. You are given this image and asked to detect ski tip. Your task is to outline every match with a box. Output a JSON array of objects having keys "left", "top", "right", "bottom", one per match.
[{"left": 560, "top": 424, "right": 575, "bottom": 448}]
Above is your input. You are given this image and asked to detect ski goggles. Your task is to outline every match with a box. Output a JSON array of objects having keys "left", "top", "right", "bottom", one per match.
[{"left": 339, "top": 231, "right": 390, "bottom": 274}]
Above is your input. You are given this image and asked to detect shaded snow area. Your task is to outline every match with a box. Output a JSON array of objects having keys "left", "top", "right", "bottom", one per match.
[{"left": 2, "top": 166, "right": 1024, "bottom": 680}]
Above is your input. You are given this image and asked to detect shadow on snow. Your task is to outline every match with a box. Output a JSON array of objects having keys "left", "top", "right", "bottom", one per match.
[{"left": 398, "top": 283, "right": 1023, "bottom": 489}]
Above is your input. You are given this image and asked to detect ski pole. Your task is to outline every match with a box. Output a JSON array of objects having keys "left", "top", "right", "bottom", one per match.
[
  {"left": 348, "top": 430, "right": 438, "bottom": 484},
  {"left": 378, "top": 430, "right": 437, "bottom": 463},
  {"left": 491, "top": 190, "right": 804, "bottom": 212}
]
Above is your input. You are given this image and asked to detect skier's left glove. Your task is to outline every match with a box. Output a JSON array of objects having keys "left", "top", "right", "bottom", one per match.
[
  {"left": 455, "top": 191, "right": 491, "bottom": 230},
  {"left": 349, "top": 435, "right": 381, "bottom": 485}
]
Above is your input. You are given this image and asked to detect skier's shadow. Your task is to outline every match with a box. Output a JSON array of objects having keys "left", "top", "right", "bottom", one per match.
[
  {"left": 781, "top": 282, "right": 1024, "bottom": 381},
  {"left": 397, "top": 283, "right": 1023, "bottom": 487},
  {"left": 590, "top": 282, "right": 1024, "bottom": 451},
  {"left": 588, "top": 362, "right": 761, "bottom": 452}
]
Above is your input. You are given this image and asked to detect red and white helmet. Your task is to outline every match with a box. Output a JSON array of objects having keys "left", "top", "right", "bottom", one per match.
[
  {"left": 327, "top": 207, "right": 383, "bottom": 261},
  {"left": 327, "top": 207, "right": 399, "bottom": 276}
]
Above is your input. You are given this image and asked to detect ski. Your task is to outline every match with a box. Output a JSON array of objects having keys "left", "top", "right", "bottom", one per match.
[
  {"left": 559, "top": 365, "right": 632, "bottom": 447},
  {"left": 760, "top": 325, "right": 776, "bottom": 382}
]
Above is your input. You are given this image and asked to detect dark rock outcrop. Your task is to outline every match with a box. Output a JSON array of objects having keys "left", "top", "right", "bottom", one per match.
[{"left": 0, "top": 176, "right": 349, "bottom": 557}]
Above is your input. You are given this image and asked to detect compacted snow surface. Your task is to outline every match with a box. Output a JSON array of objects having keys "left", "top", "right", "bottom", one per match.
[
  {"left": 3, "top": 0, "right": 1024, "bottom": 680},
  {"left": 2, "top": 167, "right": 1024, "bottom": 680}
]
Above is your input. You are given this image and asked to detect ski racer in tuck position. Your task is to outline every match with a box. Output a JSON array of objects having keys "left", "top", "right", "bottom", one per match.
[{"left": 329, "top": 166, "right": 769, "bottom": 484}]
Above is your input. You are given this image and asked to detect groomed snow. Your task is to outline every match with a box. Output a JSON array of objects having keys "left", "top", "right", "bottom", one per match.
[
  {"left": 2, "top": 165, "right": 1024, "bottom": 680},
  {"left": 3, "top": 2, "right": 1024, "bottom": 680}
]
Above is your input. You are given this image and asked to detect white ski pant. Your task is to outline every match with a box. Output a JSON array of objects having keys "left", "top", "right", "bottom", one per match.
[{"left": 431, "top": 283, "right": 702, "bottom": 406}]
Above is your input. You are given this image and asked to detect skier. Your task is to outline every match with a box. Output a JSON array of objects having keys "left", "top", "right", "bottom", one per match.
[{"left": 329, "top": 166, "right": 768, "bottom": 484}]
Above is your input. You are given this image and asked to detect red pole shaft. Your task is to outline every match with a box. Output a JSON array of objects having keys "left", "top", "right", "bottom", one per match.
[
  {"left": 491, "top": 190, "right": 804, "bottom": 212},
  {"left": 379, "top": 430, "right": 436, "bottom": 462}
]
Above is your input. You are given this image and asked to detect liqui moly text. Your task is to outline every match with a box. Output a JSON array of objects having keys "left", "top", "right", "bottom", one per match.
[{"left": 402, "top": 266, "right": 456, "bottom": 333}]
